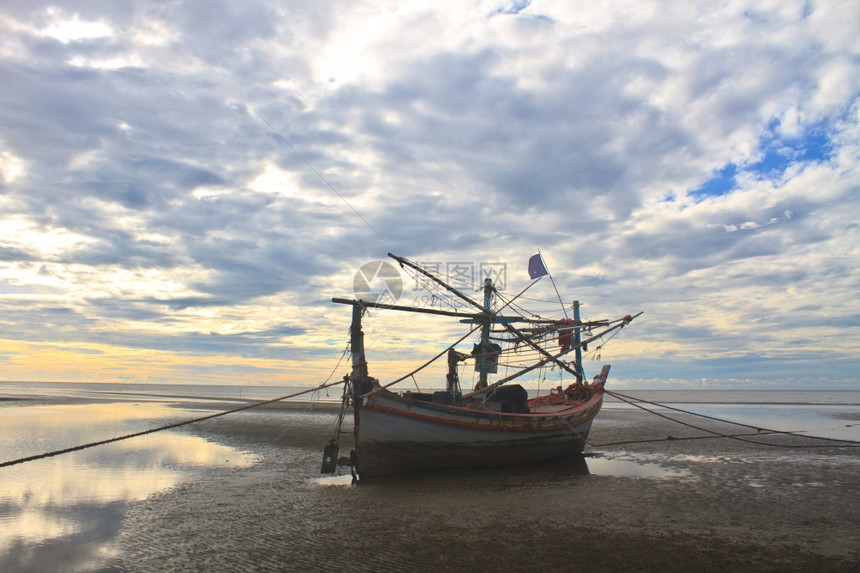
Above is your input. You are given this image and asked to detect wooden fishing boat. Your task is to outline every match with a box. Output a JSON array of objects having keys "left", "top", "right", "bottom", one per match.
[{"left": 322, "top": 253, "right": 640, "bottom": 479}]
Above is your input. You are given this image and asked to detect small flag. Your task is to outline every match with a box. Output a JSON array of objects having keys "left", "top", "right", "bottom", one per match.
[{"left": 528, "top": 253, "right": 548, "bottom": 279}]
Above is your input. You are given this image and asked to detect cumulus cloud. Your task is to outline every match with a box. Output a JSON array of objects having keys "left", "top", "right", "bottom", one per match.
[{"left": 0, "top": 0, "right": 857, "bottom": 387}]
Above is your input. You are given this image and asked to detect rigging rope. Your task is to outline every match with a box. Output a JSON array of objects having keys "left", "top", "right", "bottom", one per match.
[
  {"left": 377, "top": 325, "right": 481, "bottom": 391},
  {"left": 589, "top": 389, "right": 860, "bottom": 449}
]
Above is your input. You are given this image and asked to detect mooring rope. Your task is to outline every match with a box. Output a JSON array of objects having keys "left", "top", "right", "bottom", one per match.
[
  {"left": 0, "top": 379, "right": 348, "bottom": 469},
  {"left": 589, "top": 389, "right": 860, "bottom": 449},
  {"left": 590, "top": 429, "right": 794, "bottom": 447}
]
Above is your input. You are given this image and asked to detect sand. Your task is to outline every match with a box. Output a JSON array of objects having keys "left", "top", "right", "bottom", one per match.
[{"left": 108, "top": 405, "right": 860, "bottom": 572}]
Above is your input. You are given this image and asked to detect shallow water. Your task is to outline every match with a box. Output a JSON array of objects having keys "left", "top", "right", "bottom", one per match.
[{"left": 606, "top": 400, "right": 860, "bottom": 442}]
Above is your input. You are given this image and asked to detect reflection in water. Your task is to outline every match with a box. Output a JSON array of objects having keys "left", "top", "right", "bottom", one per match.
[
  {"left": 585, "top": 453, "right": 690, "bottom": 479},
  {"left": 0, "top": 401, "right": 257, "bottom": 572}
]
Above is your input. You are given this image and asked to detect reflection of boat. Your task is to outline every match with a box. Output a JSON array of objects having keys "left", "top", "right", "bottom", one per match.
[{"left": 322, "top": 253, "right": 640, "bottom": 480}]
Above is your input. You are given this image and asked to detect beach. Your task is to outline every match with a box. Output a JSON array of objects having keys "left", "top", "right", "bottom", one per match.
[
  {"left": 123, "top": 404, "right": 859, "bottom": 572},
  {"left": 1, "top": 388, "right": 859, "bottom": 572}
]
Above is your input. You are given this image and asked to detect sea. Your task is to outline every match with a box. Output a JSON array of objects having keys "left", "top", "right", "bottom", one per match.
[{"left": 1, "top": 382, "right": 858, "bottom": 572}]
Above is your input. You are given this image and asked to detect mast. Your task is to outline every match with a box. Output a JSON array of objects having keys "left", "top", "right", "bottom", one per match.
[
  {"left": 573, "top": 300, "right": 584, "bottom": 383},
  {"left": 474, "top": 278, "right": 494, "bottom": 390},
  {"left": 350, "top": 303, "right": 368, "bottom": 379}
]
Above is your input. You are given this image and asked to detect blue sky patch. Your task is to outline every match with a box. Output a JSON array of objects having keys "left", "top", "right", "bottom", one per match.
[
  {"left": 492, "top": 0, "right": 532, "bottom": 16},
  {"left": 754, "top": 123, "right": 831, "bottom": 177},
  {"left": 691, "top": 163, "right": 738, "bottom": 199},
  {"left": 691, "top": 122, "right": 832, "bottom": 200}
]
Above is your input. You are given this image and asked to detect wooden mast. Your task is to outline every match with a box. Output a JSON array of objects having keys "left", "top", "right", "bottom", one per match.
[
  {"left": 573, "top": 300, "right": 584, "bottom": 383},
  {"left": 350, "top": 303, "right": 368, "bottom": 379},
  {"left": 475, "top": 278, "right": 494, "bottom": 390}
]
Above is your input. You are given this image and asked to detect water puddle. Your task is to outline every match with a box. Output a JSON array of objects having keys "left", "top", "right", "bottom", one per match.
[
  {"left": 0, "top": 401, "right": 257, "bottom": 571},
  {"left": 314, "top": 474, "right": 355, "bottom": 487},
  {"left": 584, "top": 453, "right": 690, "bottom": 479}
]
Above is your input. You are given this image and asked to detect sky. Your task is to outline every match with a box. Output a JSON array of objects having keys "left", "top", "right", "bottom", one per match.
[{"left": 0, "top": 0, "right": 857, "bottom": 390}]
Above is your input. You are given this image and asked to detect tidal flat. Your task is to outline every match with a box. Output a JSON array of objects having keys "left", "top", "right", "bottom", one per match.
[{"left": 1, "top": 387, "right": 858, "bottom": 572}]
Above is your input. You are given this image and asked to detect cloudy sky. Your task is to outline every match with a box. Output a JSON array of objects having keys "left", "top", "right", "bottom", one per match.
[{"left": 0, "top": 0, "right": 857, "bottom": 390}]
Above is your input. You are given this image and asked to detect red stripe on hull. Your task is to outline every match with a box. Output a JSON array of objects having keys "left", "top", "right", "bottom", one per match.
[{"left": 362, "top": 399, "right": 601, "bottom": 433}]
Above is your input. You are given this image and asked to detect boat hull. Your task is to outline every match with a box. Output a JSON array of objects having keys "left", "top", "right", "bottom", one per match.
[{"left": 354, "top": 390, "right": 602, "bottom": 477}]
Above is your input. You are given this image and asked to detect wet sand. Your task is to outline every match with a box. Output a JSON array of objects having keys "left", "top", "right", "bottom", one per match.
[{"left": 115, "top": 407, "right": 860, "bottom": 572}]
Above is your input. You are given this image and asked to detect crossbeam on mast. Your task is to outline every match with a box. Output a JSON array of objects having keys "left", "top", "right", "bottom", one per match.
[{"left": 331, "top": 297, "right": 586, "bottom": 325}]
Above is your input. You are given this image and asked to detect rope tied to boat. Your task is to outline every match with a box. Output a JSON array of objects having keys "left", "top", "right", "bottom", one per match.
[
  {"left": 0, "top": 378, "right": 350, "bottom": 469},
  {"left": 588, "top": 390, "right": 860, "bottom": 449}
]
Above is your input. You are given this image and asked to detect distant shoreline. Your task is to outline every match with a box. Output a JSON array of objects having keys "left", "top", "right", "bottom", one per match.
[{"left": 3, "top": 382, "right": 859, "bottom": 409}]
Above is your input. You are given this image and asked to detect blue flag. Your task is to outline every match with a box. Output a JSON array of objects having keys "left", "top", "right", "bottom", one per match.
[{"left": 528, "top": 253, "right": 548, "bottom": 279}]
